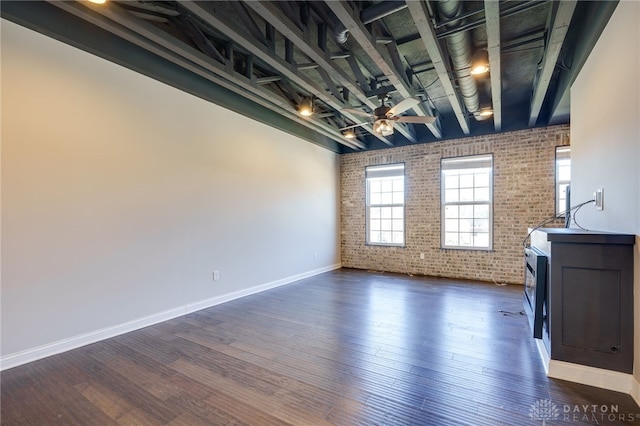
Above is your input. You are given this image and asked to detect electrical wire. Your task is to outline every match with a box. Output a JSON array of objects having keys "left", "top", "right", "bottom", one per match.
[
  {"left": 572, "top": 202, "right": 590, "bottom": 231},
  {"left": 522, "top": 198, "right": 594, "bottom": 247},
  {"left": 498, "top": 309, "right": 525, "bottom": 316}
]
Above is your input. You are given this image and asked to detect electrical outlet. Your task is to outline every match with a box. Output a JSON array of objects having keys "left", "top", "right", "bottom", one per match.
[
  {"left": 594, "top": 188, "right": 604, "bottom": 211},
  {"left": 420, "top": 253, "right": 425, "bottom": 260},
  {"left": 213, "top": 270, "right": 220, "bottom": 281}
]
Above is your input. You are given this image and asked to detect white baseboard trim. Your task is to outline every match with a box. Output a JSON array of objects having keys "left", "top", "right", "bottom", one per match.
[
  {"left": 631, "top": 376, "right": 640, "bottom": 407},
  {"left": 534, "top": 338, "right": 640, "bottom": 399},
  {"left": 0, "top": 263, "right": 341, "bottom": 371},
  {"left": 548, "top": 360, "right": 635, "bottom": 395},
  {"left": 534, "top": 338, "right": 550, "bottom": 375}
]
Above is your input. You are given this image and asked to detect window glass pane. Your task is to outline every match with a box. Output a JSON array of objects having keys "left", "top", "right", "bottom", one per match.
[
  {"left": 370, "top": 219, "right": 380, "bottom": 231},
  {"left": 474, "top": 187, "right": 489, "bottom": 201},
  {"left": 370, "top": 207, "right": 381, "bottom": 219},
  {"left": 459, "top": 233, "right": 473, "bottom": 246},
  {"left": 558, "top": 166, "right": 570, "bottom": 181},
  {"left": 475, "top": 172, "right": 489, "bottom": 187},
  {"left": 380, "top": 193, "right": 392, "bottom": 204},
  {"left": 460, "top": 188, "right": 474, "bottom": 202},
  {"left": 380, "top": 231, "right": 392, "bottom": 243},
  {"left": 381, "top": 207, "right": 392, "bottom": 219},
  {"left": 460, "top": 205, "right": 474, "bottom": 218},
  {"left": 370, "top": 193, "right": 381, "bottom": 205},
  {"left": 392, "top": 178, "right": 404, "bottom": 192},
  {"left": 459, "top": 174, "right": 474, "bottom": 188},
  {"left": 370, "top": 231, "right": 380, "bottom": 243},
  {"left": 460, "top": 219, "right": 473, "bottom": 232},
  {"left": 559, "top": 183, "right": 569, "bottom": 198},
  {"left": 445, "top": 233, "right": 459, "bottom": 246},
  {"left": 370, "top": 180, "right": 381, "bottom": 192},
  {"left": 392, "top": 219, "right": 403, "bottom": 231},
  {"left": 558, "top": 183, "right": 569, "bottom": 213},
  {"left": 392, "top": 232, "right": 403, "bottom": 244},
  {"left": 392, "top": 206, "right": 403, "bottom": 218},
  {"left": 381, "top": 219, "right": 391, "bottom": 231},
  {"left": 474, "top": 205, "right": 489, "bottom": 218},
  {"left": 444, "top": 174, "right": 459, "bottom": 189},
  {"left": 475, "top": 233, "right": 489, "bottom": 248},
  {"left": 557, "top": 160, "right": 571, "bottom": 181},
  {"left": 445, "top": 219, "right": 459, "bottom": 232},
  {"left": 445, "top": 189, "right": 459, "bottom": 203},
  {"left": 474, "top": 219, "right": 489, "bottom": 233},
  {"left": 392, "top": 191, "right": 404, "bottom": 204},
  {"left": 381, "top": 180, "right": 392, "bottom": 192},
  {"left": 445, "top": 205, "right": 458, "bottom": 218}
]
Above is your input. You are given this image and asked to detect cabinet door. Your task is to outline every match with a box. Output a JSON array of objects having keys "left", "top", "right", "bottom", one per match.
[
  {"left": 549, "top": 242, "right": 633, "bottom": 373},
  {"left": 561, "top": 267, "right": 620, "bottom": 353}
]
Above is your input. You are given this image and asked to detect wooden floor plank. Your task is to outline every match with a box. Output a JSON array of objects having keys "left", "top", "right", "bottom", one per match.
[{"left": 2, "top": 268, "right": 639, "bottom": 425}]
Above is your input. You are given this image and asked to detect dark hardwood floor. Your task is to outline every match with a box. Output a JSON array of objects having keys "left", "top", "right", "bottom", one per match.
[{"left": 2, "top": 268, "right": 639, "bottom": 425}]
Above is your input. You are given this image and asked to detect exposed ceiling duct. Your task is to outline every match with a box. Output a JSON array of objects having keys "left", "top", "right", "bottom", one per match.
[
  {"left": 308, "top": 2, "right": 348, "bottom": 44},
  {"left": 0, "top": 0, "right": 615, "bottom": 153},
  {"left": 436, "top": 0, "right": 482, "bottom": 121}
]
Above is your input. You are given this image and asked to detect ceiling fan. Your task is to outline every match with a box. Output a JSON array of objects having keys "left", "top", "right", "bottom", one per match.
[{"left": 340, "top": 97, "right": 436, "bottom": 137}]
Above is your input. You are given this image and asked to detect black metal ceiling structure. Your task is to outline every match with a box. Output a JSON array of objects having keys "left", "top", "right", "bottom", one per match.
[{"left": 1, "top": 1, "right": 618, "bottom": 154}]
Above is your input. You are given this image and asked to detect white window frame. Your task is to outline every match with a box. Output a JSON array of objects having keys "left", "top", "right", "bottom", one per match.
[
  {"left": 365, "top": 163, "right": 405, "bottom": 247},
  {"left": 555, "top": 146, "right": 571, "bottom": 216},
  {"left": 441, "top": 154, "right": 493, "bottom": 250}
]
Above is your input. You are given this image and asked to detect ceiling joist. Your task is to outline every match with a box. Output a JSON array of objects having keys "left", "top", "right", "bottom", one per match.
[
  {"left": 484, "top": 0, "right": 502, "bottom": 132},
  {"left": 528, "top": 0, "right": 578, "bottom": 126},
  {"left": 406, "top": 0, "right": 470, "bottom": 135}
]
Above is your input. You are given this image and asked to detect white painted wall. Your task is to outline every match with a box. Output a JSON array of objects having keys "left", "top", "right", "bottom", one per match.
[
  {"left": 0, "top": 20, "right": 340, "bottom": 363},
  {"left": 570, "top": 0, "right": 640, "bottom": 389}
]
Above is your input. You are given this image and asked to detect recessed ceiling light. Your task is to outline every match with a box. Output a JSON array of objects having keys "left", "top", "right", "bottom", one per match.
[
  {"left": 298, "top": 97, "right": 313, "bottom": 117},
  {"left": 471, "top": 64, "right": 489, "bottom": 75},
  {"left": 479, "top": 107, "right": 494, "bottom": 118},
  {"left": 87, "top": 0, "right": 107, "bottom": 4},
  {"left": 344, "top": 130, "right": 356, "bottom": 139},
  {"left": 470, "top": 50, "right": 489, "bottom": 76}
]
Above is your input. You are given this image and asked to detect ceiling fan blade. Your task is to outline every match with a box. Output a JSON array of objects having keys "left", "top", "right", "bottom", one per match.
[
  {"left": 339, "top": 122, "right": 369, "bottom": 131},
  {"left": 388, "top": 97, "right": 420, "bottom": 116},
  {"left": 394, "top": 115, "right": 437, "bottom": 124},
  {"left": 342, "top": 108, "right": 375, "bottom": 118}
]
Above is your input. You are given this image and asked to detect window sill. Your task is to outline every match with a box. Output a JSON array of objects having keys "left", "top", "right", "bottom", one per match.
[{"left": 440, "top": 246, "right": 494, "bottom": 252}]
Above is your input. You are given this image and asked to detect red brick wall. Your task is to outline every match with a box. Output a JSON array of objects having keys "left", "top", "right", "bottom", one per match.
[{"left": 340, "top": 125, "right": 570, "bottom": 284}]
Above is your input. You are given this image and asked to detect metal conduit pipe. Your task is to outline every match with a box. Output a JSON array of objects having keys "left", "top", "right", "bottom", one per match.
[
  {"left": 360, "top": 1, "right": 408, "bottom": 25},
  {"left": 437, "top": 0, "right": 482, "bottom": 120}
]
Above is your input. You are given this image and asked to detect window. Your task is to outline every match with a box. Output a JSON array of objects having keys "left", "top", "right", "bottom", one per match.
[
  {"left": 556, "top": 146, "right": 571, "bottom": 215},
  {"left": 366, "top": 163, "right": 405, "bottom": 246},
  {"left": 441, "top": 154, "right": 493, "bottom": 250}
]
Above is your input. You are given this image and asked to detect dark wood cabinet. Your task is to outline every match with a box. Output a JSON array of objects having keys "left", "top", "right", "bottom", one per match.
[{"left": 530, "top": 228, "right": 635, "bottom": 373}]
